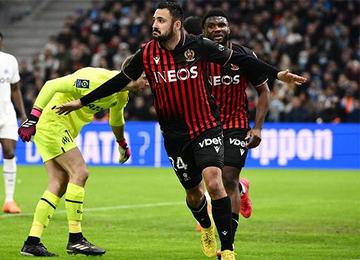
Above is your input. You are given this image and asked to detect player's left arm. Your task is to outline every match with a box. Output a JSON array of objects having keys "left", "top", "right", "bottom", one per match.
[
  {"left": 109, "top": 92, "right": 131, "bottom": 163},
  {"left": 244, "top": 51, "right": 270, "bottom": 148},
  {"left": 11, "top": 83, "right": 27, "bottom": 123},
  {"left": 9, "top": 56, "right": 26, "bottom": 123},
  {"left": 201, "top": 36, "right": 307, "bottom": 84},
  {"left": 246, "top": 81, "right": 270, "bottom": 149}
]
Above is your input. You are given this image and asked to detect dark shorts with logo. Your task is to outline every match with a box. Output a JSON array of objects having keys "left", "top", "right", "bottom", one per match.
[
  {"left": 223, "top": 128, "right": 249, "bottom": 169},
  {"left": 163, "top": 126, "right": 224, "bottom": 190}
]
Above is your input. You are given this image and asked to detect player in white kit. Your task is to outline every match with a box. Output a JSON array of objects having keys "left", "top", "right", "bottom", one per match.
[{"left": 0, "top": 32, "right": 27, "bottom": 213}]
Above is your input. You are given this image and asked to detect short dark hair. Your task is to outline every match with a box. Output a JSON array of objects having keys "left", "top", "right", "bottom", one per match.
[
  {"left": 183, "top": 16, "right": 202, "bottom": 36},
  {"left": 157, "top": 1, "right": 184, "bottom": 22},
  {"left": 202, "top": 8, "right": 229, "bottom": 28},
  {"left": 0, "top": 32, "right": 3, "bottom": 40}
]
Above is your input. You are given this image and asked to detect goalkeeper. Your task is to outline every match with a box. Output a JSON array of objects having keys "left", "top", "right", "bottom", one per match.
[{"left": 18, "top": 65, "right": 147, "bottom": 257}]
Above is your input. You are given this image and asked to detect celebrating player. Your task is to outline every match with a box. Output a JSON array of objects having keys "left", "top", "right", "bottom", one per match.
[
  {"left": 18, "top": 65, "right": 147, "bottom": 256},
  {"left": 183, "top": 14, "right": 254, "bottom": 235},
  {"left": 202, "top": 8, "right": 273, "bottom": 251},
  {"left": 55, "top": 2, "right": 306, "bottom": 259},
  {"left": 0, "top": 32, "right": 27, "bottom": 214}
]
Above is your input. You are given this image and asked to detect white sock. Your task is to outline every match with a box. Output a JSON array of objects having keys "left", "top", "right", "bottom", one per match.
[{"left": 3, "top": 158, "right": 17, "bottom": 202}]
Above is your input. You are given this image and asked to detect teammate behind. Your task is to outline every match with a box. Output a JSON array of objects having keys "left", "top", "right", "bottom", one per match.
[
  {"left": 0, "top": 32, "right": 27, "bottom": 214},
  {"left": 53, "top": 2, "right": 306, "bottom": 259},
  {"left": 18, "top": 65, "right": 147, "bottom": 256},
  {"left": 183, "top": 14, "right": 256, "bottom": 234},
  {"left": 202, "top": 8, "right": 272, "bottom": 252}
]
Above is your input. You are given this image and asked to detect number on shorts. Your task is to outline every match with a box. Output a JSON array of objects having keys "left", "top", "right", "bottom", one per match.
[{"left": 168, "top": 156, "right": 188, "bottom": 172}]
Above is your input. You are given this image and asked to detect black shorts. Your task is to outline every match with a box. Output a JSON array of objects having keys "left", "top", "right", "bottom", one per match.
[
  {"left": 163, "top": 126, "right": 224, "bottom": 190},
  {"left": 223, "top": 128, "right": 249, "bottom": 169}
]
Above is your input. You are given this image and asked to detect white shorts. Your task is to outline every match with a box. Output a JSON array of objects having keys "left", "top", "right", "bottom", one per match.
[{"left": 0, "top": 105, "right": 18, "bottom": 141}]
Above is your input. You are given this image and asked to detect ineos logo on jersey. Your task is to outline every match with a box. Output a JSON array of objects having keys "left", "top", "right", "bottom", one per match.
[
  {"left": 209, "top": 75, "right": 240, "bottom": 86},
  {"left": 229, "top": 138, "right": 247, "bottom": 147},
  {"left": 153, "top": 66, "right": 198, "bottom": 83},
  {"left": 199, "top": 137, "right": 222, "bottom": 148}
]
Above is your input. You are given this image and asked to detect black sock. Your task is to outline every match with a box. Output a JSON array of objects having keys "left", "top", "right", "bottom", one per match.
[
  {"left": 232, "top": 213, "right": 239, "bottom": 242},
  {"left": 186, "top": 196, "right": 211, "bottom": 228},
  {"left": 212, "top": 196, "right": 233, "bottom": 251},
  {"left": 69, "top": 232, "right": 83, "bottom": 243},
  {"left": 25, "top": 236, "right": 40, "bottom": 245}
]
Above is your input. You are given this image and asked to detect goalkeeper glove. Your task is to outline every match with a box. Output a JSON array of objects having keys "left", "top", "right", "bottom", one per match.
[
  {"left": 117, "top": 138, "right": 131, "bottom": 164},
  {"left": 18, "top": 108, "right": 42, "bottom": 142}
]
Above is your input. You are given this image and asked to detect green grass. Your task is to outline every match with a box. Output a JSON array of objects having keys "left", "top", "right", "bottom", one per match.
[{"left": 0, "top": 166, "right": 359, "bottom": 259}]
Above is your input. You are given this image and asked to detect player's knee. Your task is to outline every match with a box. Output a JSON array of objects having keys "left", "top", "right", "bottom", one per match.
[
  {"left": 69, "top": 168, "right": 89, "bottom": 186},
  {"left": 77, "top": 168, "right": 89, "bottom": 183}
]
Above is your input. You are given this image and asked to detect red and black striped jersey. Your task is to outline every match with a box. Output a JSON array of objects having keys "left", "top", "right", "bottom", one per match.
[
  {"left": 124, "top": 33, "right": 233, "bottom": 140},
  {"left": 208, "top": 42, "right": 268, "bottom": 130},
  {"left": 80, "top": 34, "right": 279, "bottom": 140}
]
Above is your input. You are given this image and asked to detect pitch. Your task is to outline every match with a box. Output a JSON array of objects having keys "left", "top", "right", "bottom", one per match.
[{"left": 0, "top": 166, "right": 359, "bottom": 259}]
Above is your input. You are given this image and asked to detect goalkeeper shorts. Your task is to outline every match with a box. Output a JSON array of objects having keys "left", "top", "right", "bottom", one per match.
[{"left": 34, "top": 121, "right": 77, "bottom": 162}]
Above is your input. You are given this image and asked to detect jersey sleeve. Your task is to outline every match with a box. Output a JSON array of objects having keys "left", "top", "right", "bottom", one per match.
[
  {"left": 109, "top": 92, "right": 129, "bottom": 127},
  {"left": 247, "top": 51, "right": 268, "bottom": 87},
  {"left": 34, "top": 74, "right": 75, "bottom": 110},
  {"left": 201, "top": 36, "right": 279, "bottom": 78},
  {"left": 122, "top": 49, "right": 144, "bottom": 80},
  {"left": 201, "top": 36, "right": 233, "bottom": 65},
  {"left": 10, "top": 56, "right": 20, "bottom": 84}
]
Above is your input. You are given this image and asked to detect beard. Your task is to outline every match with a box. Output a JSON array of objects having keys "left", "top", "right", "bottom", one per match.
[{"left": 153, "top": 25, "right": 175, "bottom": 42}]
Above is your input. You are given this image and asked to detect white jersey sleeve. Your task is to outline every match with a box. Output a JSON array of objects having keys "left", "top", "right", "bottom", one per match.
[{"left": 10, "top": 55, "right": 20, "bottom": 84}]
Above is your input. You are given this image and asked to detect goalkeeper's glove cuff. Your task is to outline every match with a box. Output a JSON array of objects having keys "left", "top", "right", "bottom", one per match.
[
  {"left": 29, "top": 107, "right": 42, "bottom": 122},
  {"left": 18, "top": 107, "right": 42, "bottom": 142}
]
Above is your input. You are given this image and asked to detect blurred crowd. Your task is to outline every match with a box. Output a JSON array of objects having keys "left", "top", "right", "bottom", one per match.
[{"left": 17, "top": 0, "right": 359, "bottom": 122}]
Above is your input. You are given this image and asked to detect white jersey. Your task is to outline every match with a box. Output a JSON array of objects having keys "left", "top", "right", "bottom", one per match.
[
  {"left": 0, "top": 51, "right": 20, "bottom": 103},
  {"left": 0, "top": 51, "right": 20, "bottom": 139}
]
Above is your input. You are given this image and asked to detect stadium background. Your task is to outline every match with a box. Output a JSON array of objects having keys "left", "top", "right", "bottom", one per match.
[{"left": 0, "top": 0, "right": 359, "bottom": 259}]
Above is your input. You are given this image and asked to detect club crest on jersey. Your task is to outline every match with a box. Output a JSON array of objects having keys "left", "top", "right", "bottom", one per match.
[
  {"left": 230, "top": 64, "right": 239, "bottom": 70},
  {"left": 153, "top": 56, "right": 160, "bottom": 65},
  {"left": 184, "top": 49, "right": 195, "bottom": 62},
  {"left": 75, "top": 79, "right": 90, "bottom": 89}
]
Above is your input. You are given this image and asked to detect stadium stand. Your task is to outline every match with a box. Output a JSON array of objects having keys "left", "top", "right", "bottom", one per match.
[{"left": 1, "top": 0, "right": 359, "bottom": 123}]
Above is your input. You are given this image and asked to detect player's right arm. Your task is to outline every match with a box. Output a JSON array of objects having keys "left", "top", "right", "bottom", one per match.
[{"left": 18, "top": 74, "right": 75, "bottom": 142}]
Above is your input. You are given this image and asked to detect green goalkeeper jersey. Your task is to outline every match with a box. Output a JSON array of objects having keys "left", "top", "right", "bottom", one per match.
[{"left": 34, "top": 67, "right": 129, "bottom": 138}]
